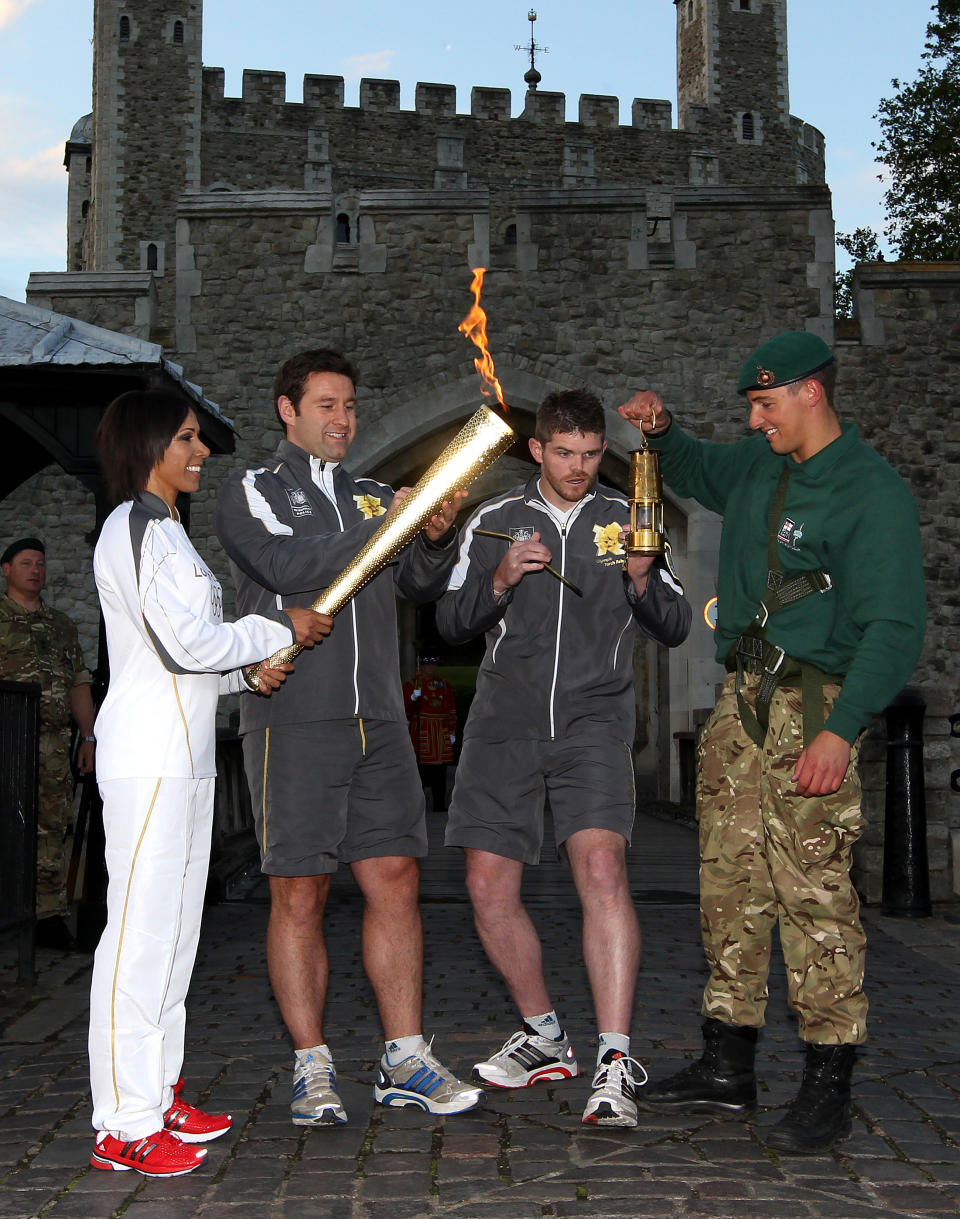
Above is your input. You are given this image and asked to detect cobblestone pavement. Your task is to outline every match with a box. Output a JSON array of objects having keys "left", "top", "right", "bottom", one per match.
[{"left": 1, "top": 812, "right": 959, "bottom": 1219}]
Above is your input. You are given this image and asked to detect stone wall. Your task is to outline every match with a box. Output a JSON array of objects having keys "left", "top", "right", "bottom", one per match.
[{"left": 841, "top": 263, "right": 960, "bottom": 902}]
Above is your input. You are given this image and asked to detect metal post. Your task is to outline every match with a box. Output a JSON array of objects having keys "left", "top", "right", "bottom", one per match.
[
  {"left": 881, "top": 690, "right": 931, "bottom": 918},
  {"left": 0, "top": 680, "right": 41, "bottom": 983}
]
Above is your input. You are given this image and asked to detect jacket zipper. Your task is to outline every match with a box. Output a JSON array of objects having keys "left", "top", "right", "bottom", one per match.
[
  {"left": 316, "top": 461, "right": 361, "bottom": 716},
  {"left": 547, "top": 522, "right": 566, "bottom": 740}
]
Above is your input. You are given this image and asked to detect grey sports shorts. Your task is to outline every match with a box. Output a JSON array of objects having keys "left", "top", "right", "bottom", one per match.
[
  {"left": 242, "top": 718, "right": 428, "bottom": 876},
  {"left": 445, "top": 730, "right": 636, "bottom": 864}
]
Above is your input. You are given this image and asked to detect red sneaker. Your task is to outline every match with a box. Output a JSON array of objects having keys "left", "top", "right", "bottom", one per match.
[
  {"left": 90, "top": 1128, "right": 207, "bottom": 1176},
  {"left": 163, "top": 1078, "right": 232, "bottom": 1143}
]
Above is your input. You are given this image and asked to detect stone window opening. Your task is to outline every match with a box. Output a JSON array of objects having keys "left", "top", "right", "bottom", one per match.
[
  {"left": 85, "top": 156, "right": 92, "bottom": 173},
  {"left": 739, "top": 0, "right": 752, "bottom": 10},
  {"left": 742, "top": 112, "right": 755, "bottom": 141},
  {"left": 687, "top": 0, "right": 695, "bottom": 21},
  {"left": 336, "top": 213, "right": 353, "bottom": 244},
  {"left": 81, "top": 200, "right": 90, "bottom": 219},
  {"left": 119, "top": 14, "right": 130, "bottom": 41},
  {"left": 139, "top": 239, "right": 165, "bottom": 274},
  {"left": 173, "top": 20, "right": 184, "bottom": 44},
  {"left": 504, "top": 223, "right": 517, "bottom": 247}
]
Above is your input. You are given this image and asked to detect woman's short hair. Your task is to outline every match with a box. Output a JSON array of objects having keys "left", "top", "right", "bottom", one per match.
[{"left": 96, "top": 389, "right": 192, "bottom": 505}]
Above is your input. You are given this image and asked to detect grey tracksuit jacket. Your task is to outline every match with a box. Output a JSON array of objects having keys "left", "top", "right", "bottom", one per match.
[
  {"left": 436, "top": 475, "right": 692, "bottom": 743},
  {"left": 215, "top": 438, "right": 457, "bottom": 734}
]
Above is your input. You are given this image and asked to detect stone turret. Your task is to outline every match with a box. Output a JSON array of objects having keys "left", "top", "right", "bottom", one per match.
[
  {"left": 675, "top": 0, "right": 788, "bottom": 142},
  {"left": 89, "top": 1, "right": 203, "bottom": 309},
  {"left": 64, "top": 113, "right": 92, "bottom": 273}
]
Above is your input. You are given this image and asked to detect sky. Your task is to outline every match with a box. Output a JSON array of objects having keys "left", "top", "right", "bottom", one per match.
[{"left": 0, "top": 0, "right": 935, "bottom": 303}]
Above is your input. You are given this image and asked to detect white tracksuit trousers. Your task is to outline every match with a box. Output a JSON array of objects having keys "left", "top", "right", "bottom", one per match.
[{"left": 88, "top": 776, "right": 214, "bottom": 1137}]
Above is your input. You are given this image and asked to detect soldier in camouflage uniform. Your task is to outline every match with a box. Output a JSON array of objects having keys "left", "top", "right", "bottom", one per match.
[
  {"left": 0, "top": 538, "right": 96, "bottom": 942},
  {"left": 618, "top": 333, "right": 926, "bottom": 1155}
]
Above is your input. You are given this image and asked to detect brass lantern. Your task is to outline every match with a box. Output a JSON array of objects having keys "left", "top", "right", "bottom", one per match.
[{"left": 624, "top": 432, "right": 665, "bottom": 556}]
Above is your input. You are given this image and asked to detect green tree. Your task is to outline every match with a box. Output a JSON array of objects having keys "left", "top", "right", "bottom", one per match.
[
  {"left": 834, "top": 228, "right": 884, "bottom": 319},
  {"left": 874, "top": 1, "right": 960, "bottom": 260}
]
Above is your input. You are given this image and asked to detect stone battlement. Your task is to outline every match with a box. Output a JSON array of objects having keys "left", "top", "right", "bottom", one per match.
[{"left": 201, "top": 67, "right": 673, "bottom": 128}]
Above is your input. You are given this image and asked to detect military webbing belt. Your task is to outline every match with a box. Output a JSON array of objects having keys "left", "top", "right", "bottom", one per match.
[{"left": 731, "top": 468, "right": 841, "bottom": 748}]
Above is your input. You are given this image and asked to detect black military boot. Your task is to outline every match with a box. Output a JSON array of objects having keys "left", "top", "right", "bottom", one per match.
[
  {"left": 765, "top": 1043, "right": 855, "bottom": 1155},
  {"left": 638, "top": 1017, "right": 758, "bottom": 1114}
]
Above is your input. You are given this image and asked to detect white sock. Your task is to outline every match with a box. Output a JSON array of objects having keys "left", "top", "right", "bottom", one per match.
[
  {"left": 295, "top": 1043, "right": 332, "bottom": 1069},
  {"left": 384, "top": 1033, "right": 424, "bottom": 1065},
  {"left": 597, "top": 1032, "right": 630, "bottom": 1066},
  {"left": 523, "top": 1010, "right": 563, "bottom": 1040}
]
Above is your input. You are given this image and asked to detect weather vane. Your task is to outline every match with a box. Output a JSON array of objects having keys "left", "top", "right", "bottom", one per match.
[{"left": 515, "top": 8, "right": 548, "bottom": 91}]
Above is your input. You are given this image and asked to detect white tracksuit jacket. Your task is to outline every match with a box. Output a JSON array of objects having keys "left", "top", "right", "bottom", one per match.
[{"left": 93, "top": 491, "right": 295, "bottom": 778}]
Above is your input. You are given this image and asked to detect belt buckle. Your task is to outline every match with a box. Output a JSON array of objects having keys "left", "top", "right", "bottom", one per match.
[{"left": 764, "top": 645, "right": 785, "bottom": 676}]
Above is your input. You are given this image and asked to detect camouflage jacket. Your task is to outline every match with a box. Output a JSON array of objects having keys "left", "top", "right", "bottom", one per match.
[{"left": 0, "top": 595, "right": 91, "bottom": 733}]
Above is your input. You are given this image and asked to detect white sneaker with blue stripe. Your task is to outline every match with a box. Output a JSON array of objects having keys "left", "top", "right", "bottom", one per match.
[
  {"left": 374, "top": 1038, "right": 483, "bottom": 1113},
  {"left": 291, "top": 1049, "right": 347, "bottom": 1126}
]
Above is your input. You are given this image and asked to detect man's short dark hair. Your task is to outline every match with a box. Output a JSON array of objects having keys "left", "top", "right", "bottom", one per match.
[
  {"left": 96, "top": 390, "right": 192, "bottom": 505},
  {"left": 535, "top": 389, "right": 606, "bottom": 443},
  {"left": 273, "top": 348, "right": 359, "bottom": 429},
  {"left": 789, "top": 361, "right": 837, "bottom": 406}
]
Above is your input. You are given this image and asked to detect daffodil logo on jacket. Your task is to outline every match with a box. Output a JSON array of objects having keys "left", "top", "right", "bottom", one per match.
[{"left": 354, "top": 494, "right": 386, "bottom": 519}]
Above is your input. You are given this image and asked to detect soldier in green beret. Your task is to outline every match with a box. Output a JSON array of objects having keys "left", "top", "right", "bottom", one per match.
[
  {"left": 617, "top": 331, "right": 926, "bottom": 1154},
  {"left": 0, "top": 537, "right": 97, "bottom": 948}
]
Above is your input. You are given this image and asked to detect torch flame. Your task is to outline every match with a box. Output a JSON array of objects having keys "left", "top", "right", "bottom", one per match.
[{"left": 458, "top": 267, "right": 508, "bottom": 411}]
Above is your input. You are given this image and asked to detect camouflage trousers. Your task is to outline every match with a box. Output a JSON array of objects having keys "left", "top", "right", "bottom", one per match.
[
  {"left": 696, "top": 673, "right": 867, "bottom": 1045},
  {"left": 36, "top": 729, "right": 74, "bottom": 919}
]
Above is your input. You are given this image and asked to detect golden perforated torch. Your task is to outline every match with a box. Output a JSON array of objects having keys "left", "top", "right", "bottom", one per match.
[{"left": 624, "top": 431, "right": 665, "bottom": 556}]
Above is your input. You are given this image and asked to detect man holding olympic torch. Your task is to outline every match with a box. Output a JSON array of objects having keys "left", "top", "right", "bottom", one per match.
[{"left": 216, "top": 348, "right": 480, "bottom": 1126}]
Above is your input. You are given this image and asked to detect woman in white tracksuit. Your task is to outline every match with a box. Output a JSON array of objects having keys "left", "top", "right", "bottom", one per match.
[{"left": 87, "top": 390, "right": 331, "bottom": 1177}]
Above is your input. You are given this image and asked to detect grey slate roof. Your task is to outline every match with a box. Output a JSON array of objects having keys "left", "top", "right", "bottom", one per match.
[{"left": 0, "top": 295, "right": 233, "bottom": 432}]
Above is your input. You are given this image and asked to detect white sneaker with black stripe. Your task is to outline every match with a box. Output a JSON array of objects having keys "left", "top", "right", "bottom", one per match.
[
  {"left": 581, "top": 1049, "right": 648, "bottom": 1127},
  {"left": 474, "top": 1025, "right": 579, "bottom": 1088}
]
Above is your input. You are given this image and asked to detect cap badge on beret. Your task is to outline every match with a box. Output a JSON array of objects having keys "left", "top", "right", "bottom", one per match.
[{"left": 756, "top": 366, "right": 776, "bottom": 387}]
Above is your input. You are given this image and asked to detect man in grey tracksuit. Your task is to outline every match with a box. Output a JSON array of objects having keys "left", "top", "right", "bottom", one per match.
[
  {"left": 215, "top": 347, "right": 481, "bottom": 1126},
  {"left": 436, "top": 388, "right": 691, "bottom": 1128}
]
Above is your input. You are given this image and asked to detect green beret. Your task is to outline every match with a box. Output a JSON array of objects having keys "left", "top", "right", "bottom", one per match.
[
  {"left": 1, "top": 537, "right": 45, "bottom": 566},
  {"left": 737, "top": 331, "right": 834, "bottom": 395}
]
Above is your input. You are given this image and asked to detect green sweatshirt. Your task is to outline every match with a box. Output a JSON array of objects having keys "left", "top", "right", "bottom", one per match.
[{"left": 652, "top": 421, "right": 926, "bottom": 744}]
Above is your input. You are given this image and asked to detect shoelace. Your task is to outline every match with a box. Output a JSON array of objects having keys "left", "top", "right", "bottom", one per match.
[
  {"left": 494, "top": 1030, "right": 530, "bottom": 1057},
  {"left": 593, "top": 1055, "right": 649, "bottom": 1089},
  {"left": 405, "top": 1037, "right": 455, "bottom": 1083},
  {"left": 495, "top": 1028, "right": 559, "bottom": 1060},
  {"left": 299, "top": 1056, "right": 336, "bottom": 1089}
]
